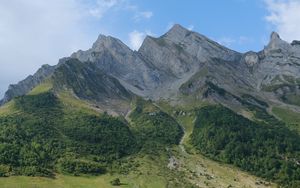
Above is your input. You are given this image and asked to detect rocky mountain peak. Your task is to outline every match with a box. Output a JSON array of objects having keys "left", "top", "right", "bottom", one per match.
[
  {"left": 167, "top": 24, "right": 189, "bottom": 34},
  {"left": 92, "top": 34, "right": 108, "bottom": 49},
  {"left": 270, "top": 31, "right": 280, "bottom": 41},
  {"left": 163, "top": 24, "right": 190, "bottom": 42},
  {"left": 265, "top": 31, "right": 291, "bottom": 53},
  {"left": 2, "top": 26, "right": 300, "bottom": 108},
  {"left": 91, "top": 34, "right": 131, "bottom": 52},
  {"left": 71, "top": 34, "right": 133, "bottom": 63}
]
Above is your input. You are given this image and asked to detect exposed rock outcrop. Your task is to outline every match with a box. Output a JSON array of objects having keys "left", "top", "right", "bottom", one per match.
[{"left": 2, "top": 24, "right": 300, "bottom": 108}]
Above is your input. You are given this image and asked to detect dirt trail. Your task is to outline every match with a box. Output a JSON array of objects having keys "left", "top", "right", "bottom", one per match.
[{"left": 179, "top": 126, "right": 187, "bottom": 155}]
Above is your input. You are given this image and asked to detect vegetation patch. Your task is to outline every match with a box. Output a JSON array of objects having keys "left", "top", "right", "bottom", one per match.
[
  {"left": 191, "top": 105, "right": 300, "bottom": 187},
  {"left": 272, "top": 106, "right": 300, "bottom": 133},
  {"left": 129, "top": 99, "right": 184, "bottom": 151},
  {"left": 0, "top": 92, "right": 137, "bottom": 177},
  {"left": 281, "top": 93, "right": 300, "bottom": 106}
]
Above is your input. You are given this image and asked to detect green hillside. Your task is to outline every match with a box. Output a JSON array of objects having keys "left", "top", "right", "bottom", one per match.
[
  {"left": 0, "top": 91, "right": 138, "bottom": 177},
  {"left": 191, "top": 105, "right": 300, "bottom": 187},
  {"left": 0, "top": 75, "right": 298, "bottom": 187},
  {"left": 0, "top": 95, "right": 279, "bottom": 188}
]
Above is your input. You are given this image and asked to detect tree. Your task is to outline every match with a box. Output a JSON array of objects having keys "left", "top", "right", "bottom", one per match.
[{"left": 110, "top": 178, "right": 121, "bottom": 186}]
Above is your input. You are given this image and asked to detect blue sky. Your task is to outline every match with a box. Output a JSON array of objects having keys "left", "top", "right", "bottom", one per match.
[
  {"left": 75, "top": 0, "right": 271, "bottom": 52},
  {"left": 1, "top": 0, "right": 300, "bottom": 97},
  {"left": 104, "top": 0, "right": 269, "bottom": 52}
]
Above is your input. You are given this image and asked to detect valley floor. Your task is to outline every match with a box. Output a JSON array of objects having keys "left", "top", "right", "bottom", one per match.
[{"left": 0, "top": 145, "right": 277, "bottom": 188}]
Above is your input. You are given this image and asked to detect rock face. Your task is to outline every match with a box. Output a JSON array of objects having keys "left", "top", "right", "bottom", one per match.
[
  {"left": 0, "top": 64, "right": 56, "bottom": 105},
  {"left": 249, "top": 32, "right": 300, "bottom": 106},
  {"left": 70, "top": 34, "right": 164, "bottom": 97},
  {"left": 1, "top": 24, "right": 300, "bottom": 108},
  {"left": 52, "top": 58, "right": 132, "bottom": 101},
  {"left": 243, "top": 52, "right": 259, "bottom": 68}
]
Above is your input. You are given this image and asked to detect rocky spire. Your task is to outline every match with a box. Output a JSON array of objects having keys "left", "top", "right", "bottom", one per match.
[
  {"left": 270, "top": 31, "right": 280, "bottom": 41},
  {"left": 265, "top": 31, "right": 291, "bottom": 53}
]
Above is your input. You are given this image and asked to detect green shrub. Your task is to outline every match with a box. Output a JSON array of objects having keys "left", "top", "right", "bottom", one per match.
[
  {"left": 0, "top": 165, "right": 10, "bottom": 177},
  {"left": 110, "top": 178, "right": 121, "bottom": 186},
  {"left": 57, "top": 157, "right": 106, "bottom": 175}
]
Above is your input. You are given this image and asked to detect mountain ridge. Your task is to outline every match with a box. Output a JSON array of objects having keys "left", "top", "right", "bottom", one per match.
[
  {"left": 1, "top": 24, "right": 300, "bottom": 187},
  {"left": 1, "top": 24, "right": 300, "bottom": 112}
]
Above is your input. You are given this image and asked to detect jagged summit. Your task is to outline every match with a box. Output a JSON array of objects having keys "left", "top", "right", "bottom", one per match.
[
  {"left": 270, "top": 31, "right": 280, "bottom": 41},
  {"left": 91, "top": 34, "right": 131, "bottom": 52},
  {"left": 1, "top": 25, "right": 300, "bottom": 109},
  {"left": 165, "top": 24, "right": 189, "bottom": 37},
  {"left": 162, "top": 24, "right": 194, "bottom": 44},
  {"left": 169, "top": 24, "right": 188, "bottom": 32},
  {"left": 264, "top": 31, "right": 292, "bottom": 53}
]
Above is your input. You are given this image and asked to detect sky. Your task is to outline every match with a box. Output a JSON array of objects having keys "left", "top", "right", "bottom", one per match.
[{"left": 1, "top": 0, "right": 300, "bottom": 97}]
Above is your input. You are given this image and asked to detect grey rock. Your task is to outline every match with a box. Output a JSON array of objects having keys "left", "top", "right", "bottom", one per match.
[
  {"left": 52, "top": 58, "right": 132, "bottom": 101},
  {"left": 2, "top": 24, "right": 300, "bottom": 109},
  {"left": 0, "top": 64, "right": 56, "bottom": 105},
  {"left": 71, "top": 34, "right": 165, "bottom": 97},
  {"left": 243, "top": 51, "right": 259, "bottom": 68}
]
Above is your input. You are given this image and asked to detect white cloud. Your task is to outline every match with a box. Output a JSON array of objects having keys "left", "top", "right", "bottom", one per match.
[
  {"left": 128, "top": 30, "right": 155, "bottom": 50},
  {"left": 0, "top": 0, "right": 154, "bottom": 98},
  {"left": 89, "top": 0, "right": 123, "bottom": 19},
  {"left": 140, "top": 11, "right": 153, "bottom": 19},
  {"left": 265, "top": 0, "right": 300, "bottom": 41},
  {"left": 187, "top": 25, "right": 194, "bottom": 31},
  {"left": 0, "top": 0, "right": 98, "bottom": 97},
  {"left": 217, "top": 36, "right": 252, "bottom": 47},
  {"left": 217, "top": 37, "right": 236, "bottom": 47},
  {"left": 165, "top": 22, "right": 175, "bottom": 31},
  {"left": 88, "top": 0, "right": 153, "bottom": 21},
  {"left": 134, "top": 11, "right": 153, "bottom": 21},
  {"left": 129, "top": 30, "right": 146, "bottom": 50}
]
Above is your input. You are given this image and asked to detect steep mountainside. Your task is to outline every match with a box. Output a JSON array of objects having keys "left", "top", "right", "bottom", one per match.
[
  {"left": 52, "top": 59, "right": 132, "bottom": 101},
  {"left": 2, "top": 24, "right": 300, "bottom": 110},
  {"left": 1, "top": 24, "right": 300, "bottom": 187}
]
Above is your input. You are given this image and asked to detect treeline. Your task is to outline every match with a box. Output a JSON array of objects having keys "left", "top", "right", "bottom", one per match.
[{"left": 191, "top": 105, "right": 300, "bottom": 187}]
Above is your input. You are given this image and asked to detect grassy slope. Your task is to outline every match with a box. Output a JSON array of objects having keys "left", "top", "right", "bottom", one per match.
[
  {"left": 0, "top": 101, "right": 16, "bottom": 116},
  {"left": 1, "top": 174, "right": 165, "bottom": 188},
  {"left": 171, "top": 146, "right": 276, "bottom": 188},
  {"left": 28, "top": 81, "right": 53, "bottom": 96},
  {"left": 1, "top": 165, "right": 166, "bottom": 188},
  {"left": 155, "top": 101, "right": 277, "bottom": 188},
  {"left": 272, "top": 106, "right": 300, "bottom": 133}
]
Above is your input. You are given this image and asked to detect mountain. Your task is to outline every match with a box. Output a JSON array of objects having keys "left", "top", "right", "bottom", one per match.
[
  {"left": 3, "top": 24, "right": 300, "bottom": 109},
  {"left": 1, "top": 24, "right": 300, "bottom": 187}
]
